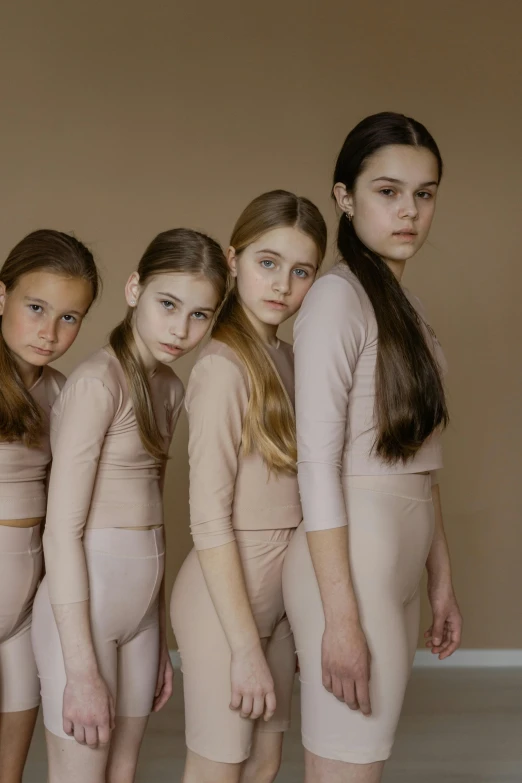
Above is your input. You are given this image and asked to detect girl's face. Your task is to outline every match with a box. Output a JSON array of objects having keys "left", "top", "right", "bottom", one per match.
[
  {"left": 0, "top": 270, "right": 93, "bottom": 373},
  {"left": 228, "top": 226, "right": 320, "bottom": 340},
  {"left": 335, "top": 144, "right": 440, "bottom": 266},
  {"left": 126, "top": 272, "right": 220, "bottom": 370}
]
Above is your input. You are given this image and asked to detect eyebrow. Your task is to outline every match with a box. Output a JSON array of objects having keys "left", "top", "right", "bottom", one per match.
[
  {"left": 24, "top": 296, "right": 84, "bottom": 317},
  {"left": 157, "top": 292, "right": 216, "bottom": 313},
  {"left": 255, "top": 249, "right": 317, "bottom": 270},
  {"left": 371, "top": 177, "right": 439, "bottom": 188}
]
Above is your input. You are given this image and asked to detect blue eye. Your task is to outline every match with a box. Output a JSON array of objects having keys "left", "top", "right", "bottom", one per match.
[
  {"left": 293, "top": 268, "right": 308, "bottom": 278},
  {"left": 261, "top": 259, "right": 275, "bottom": 269},
  {"left": 161, "top": 300, "right": 175, "bottom": 310},
  {"left": 191, "top": 312, "right": 208, "bottom": 320}
]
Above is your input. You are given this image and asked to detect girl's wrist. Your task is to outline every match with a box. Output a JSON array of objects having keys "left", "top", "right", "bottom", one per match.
[
  {"left": 426, "top": 550, "right": 451, "bottom": 583},
  {"left": 427, "top": 568, "right": 453, "bottom": 592},
  {"left": 65, "top": 660, "right": 100, "bottom": 681},
  {"left": 230, "top": 632, "right": 262, "bottom": 656}
]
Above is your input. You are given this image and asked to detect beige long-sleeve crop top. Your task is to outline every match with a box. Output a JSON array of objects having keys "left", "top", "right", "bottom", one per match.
[
  {"left": 186, "top": 338, "right": 302, "bottom": 551},
  {"left": 0, "top": 366, "right": 65, "bottom": 520},
  {"left": 43, "top": 347, "right": 184, "bottom": 604},
  {"left": 294, "top": 262, "right": 447, "bottom": 532}
]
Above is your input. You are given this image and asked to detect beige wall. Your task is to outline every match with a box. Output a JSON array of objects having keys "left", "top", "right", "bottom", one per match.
[{"left": 1, "top": 1, "right": 521, "bottom": 649}]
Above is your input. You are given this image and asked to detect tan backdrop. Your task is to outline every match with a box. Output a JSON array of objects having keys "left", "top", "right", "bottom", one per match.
[{"left": 1, "top": 0, "right": 521, "bottom": 649}]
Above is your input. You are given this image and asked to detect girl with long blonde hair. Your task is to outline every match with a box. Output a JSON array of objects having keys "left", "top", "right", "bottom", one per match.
[{"left": 171, "top": 190, "right": 327, "bottom": 783}]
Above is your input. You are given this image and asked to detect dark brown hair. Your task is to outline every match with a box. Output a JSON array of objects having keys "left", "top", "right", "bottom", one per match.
[
  {"left": 110, "top": 228, "right": 228, "bottom": 460},
  {"left": 334, "top": 111, "right": 449, "bottom": 463},
  {"left": 213, "top": 190, "right": 327, "bottom": 473},
  {"left": 0, "top": 229, "right": 100, "bottom": 446}
]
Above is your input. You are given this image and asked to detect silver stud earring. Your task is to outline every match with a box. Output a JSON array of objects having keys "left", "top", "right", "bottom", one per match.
[{"left": 130, "top": 299, "right": 136, "bottom": 306}]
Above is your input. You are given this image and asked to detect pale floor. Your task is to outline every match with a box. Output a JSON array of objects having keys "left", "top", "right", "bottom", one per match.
[{"left": 23, "top": 669, "right": 522, "bottom": 782}]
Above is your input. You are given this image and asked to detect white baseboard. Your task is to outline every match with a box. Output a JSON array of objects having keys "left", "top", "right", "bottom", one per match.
[
  {"left": 413, "top": 649, "right": 522, "bottom": 667},
  {"left": 171, "top": 649, "right": 522, "bottom": 669}
]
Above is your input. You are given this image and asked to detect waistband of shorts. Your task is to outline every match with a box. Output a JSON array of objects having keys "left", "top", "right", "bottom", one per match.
[
  {"left": 0, "top": 522, "right": 41, "bottom": 553},
  {"left": 344, "top": 473, "right": 432, "bottom": 502},
  {"left": 83, "top": 526, "right": 165, "bottom": 558},
  {"left": 234, "top": 527, "right": 296, "bottom": 545}
]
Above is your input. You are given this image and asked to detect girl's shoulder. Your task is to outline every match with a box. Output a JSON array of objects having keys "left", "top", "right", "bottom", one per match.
[
  {"left": 59, "top": 347, "right": 123, "bottom": 403},
  {"left": 195, "top": 338, "right": 248, "bottom": 380},
  {"left": 31, "top": 365, "right": 67, "bottom": 411},
  {"left": 303, "top": 262, "right": 370, "bottom": 316},
  {"left": 296, "top": 263, "right": 373, "bottom": 343},
  {"left": 187, "top": 339, "right": 249, "bottom": 401}
]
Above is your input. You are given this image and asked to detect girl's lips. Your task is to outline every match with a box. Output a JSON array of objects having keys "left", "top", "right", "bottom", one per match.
[
  {"left": 265, "top": 300, "right": 288, "bottom": 309},
  {"left": 393, "top": 231, "right": 417, "bottom": 240},
  {"left": 31, "top": 346, "right": 54, "bottom": 356},
  {"left": 160, "top": 343, "right": 183, "bottom": 355}
]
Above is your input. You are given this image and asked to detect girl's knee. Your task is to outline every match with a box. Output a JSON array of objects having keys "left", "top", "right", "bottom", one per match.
[
  {"left": 184, "top": 750, "right": 242, "bottom": 783},
  {"left": 240, "top": 739, "right": 282, "bottom": 783}
]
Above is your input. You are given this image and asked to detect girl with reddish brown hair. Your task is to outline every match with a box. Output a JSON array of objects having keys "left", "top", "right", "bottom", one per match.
[{"left": 0, "top": 229, "right": 100, "bottom": 783}]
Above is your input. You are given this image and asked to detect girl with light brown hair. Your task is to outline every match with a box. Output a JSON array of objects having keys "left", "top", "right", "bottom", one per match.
[
  {"left": 0, "top": 229, "right": 100, "bottom": 783},
  {"left": 170, "top": 190, "right": 327, "bottom": 783},
  {"left": 31, "top": 228, "right": 228, "bottom": 783}
]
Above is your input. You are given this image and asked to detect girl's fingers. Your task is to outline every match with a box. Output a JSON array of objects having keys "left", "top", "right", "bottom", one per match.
[
  {"left": 264, "top": 691, "right": 276, "bottom": 721},
  {"left": 341, "top": 679, "right": 357, "bottom": 710},
  {"left": 155, "top": 670, "right": 163, "bottom": 697},
  {"left": 440, "top": 633, "right": 461, "bottom": 659},
  {"left": 251, "top": 694, "right": 265, "bottom": 720},
  {"left": 98, "top": 722, "right": 111, "bottom": 745},
  {"left": 85, "top": 726, "right": 98, "bottom": 749},
  {"left": 164, "top": 665, "right": 174, "bottom": 696},
  {"left": 230, "top": 689, "right": 242, "bottom": 711},
  {"left": 240, "top": 694, "right": 253, "bottom": 719},
  {"left": 154, "top": 666, "right": 174, "bottom": 712},
  {"left": 153, "top": 688, "right": 168, "bottom": 712},
  {"left": 63, "top": 718, "right": 74, "bottom": 736},
  {"left": 322, "top": 668, "right": 333, "bottom": 693},
  {"left": 331, "top": 675, "right": 345, "bottom": 702},
  {"left": 73, "top": 724, "right": 86, "bottom": 745},
  {"left": 355, "top": 677, "right": 372, "bottom": 716}
]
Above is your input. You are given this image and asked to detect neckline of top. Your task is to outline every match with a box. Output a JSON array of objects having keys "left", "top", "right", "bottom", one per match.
[{"left": 28, "top": 367, "right": 45, "bottom": 392}]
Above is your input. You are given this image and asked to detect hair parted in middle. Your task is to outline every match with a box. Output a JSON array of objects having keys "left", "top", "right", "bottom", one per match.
[
  {"left": 334, "top": 111, "right": 449, "bottom": 464},
  {"left": 110, "top": 228, "right": 228, "bottom": 461},
  {"left": 213, "top": 189, "right": 327, "bottom": 473},
  {"left": 0, "top": 229, "right": 100, "bottom": 447}
]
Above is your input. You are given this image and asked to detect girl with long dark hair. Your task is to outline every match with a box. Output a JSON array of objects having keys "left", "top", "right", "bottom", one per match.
[{"left": 283, "top": 113, "right": 463, "bottom": 782}]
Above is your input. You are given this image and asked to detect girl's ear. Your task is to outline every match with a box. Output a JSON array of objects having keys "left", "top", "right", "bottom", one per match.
[
  {"left": 227, "top": 247, "right": 238, "bottom": 278},
  {"left": 0, "top": 281, "right": 7, "bottom": 316},
  {"left": 333, "top": 182, "right": 354, "bottom": 218},
  {"left": 124, "top": 272, "right": 141, "bottom": 307}
]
